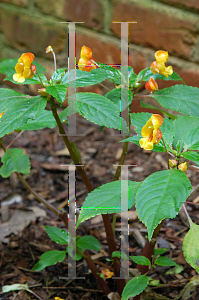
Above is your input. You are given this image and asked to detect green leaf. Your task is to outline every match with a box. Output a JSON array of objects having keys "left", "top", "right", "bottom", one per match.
[
  {"left": 151, "top": 85, "right": 199, "bottom": 117},
  {"left": 0, "top": 58, "right": 46, "bottom": 75},
  {"left": 183, "top": 221, "right": 199, "bottom": 274},
  {"left": 136, "top": 169, "right": 192, "bottom": 240},
  {"left": 18, "top": 110, "right": 56, "bottom": 130},
  {"left": 0, "top": 88, "right": 28, "bottom": 111},
  {"left": 70, "top": 92, "right": 129, "bottom": 134},
  {"left": 51, "top": 68, "right": 67, "bottom": 82},
  {"left": 165, "top": 265, "right": 184, "bottom": 274},
  {"left": 76, "top": 236, "right": 101, "bottom": 251},
  {"left": 136, "top": 68, "right": 150, "bottom": 82},
  {"left": 58, "top": 107, "right": 70, "bottom": 122},
  {"left": 183, "top": 126, "right": 199, "bottom": 151},
  {"left": 0, "top": 148, "right": 30, "bottom": 177},
  {"left": 2, "top": 283, "right": 34, "bottom": 294},
  {"left": 0, "top": 90, "right": 47, "bottom": 137},
  {"left": 141, "top": 68, "right": 184, "bottom": 83},
  {"left": 173, "top": 116, "right": 199, "bottom": 151},
  {"left": 4, "top": 73, "right": 48, "bottom": 85},
  {"left": 18, "top": 109, "right": 68, "bottom": 130},
  {"left": 105, "top": 88, "right": 133, "bottom": 111},
  {"left": 97, "top": 63, "right": 121, "bottom": 83},
  {"left": 120, "top": 66, "right": 135, "bottom": 86},
  {"left": 148, "top": 279, "right": 160, "bottom": 286},
  {"left": 129, "top": 69, "right": 138, "bottom": 86},
  {"left": 32, "top": 250, "right": 66, "bottom": 271},
  {"left": 61, "top": 69, "right": 109, "bottom": 87},
  {"left": 46, "top": 85, "right": 67, "bottom": 105},
  {"left": 76, "top": 252, "right": 83, "bottom": 261},
  {"left": 77, "top": 180, "right": 142, "bottom": 226},
  {"left": 181, "top": 151, "right": 199, "bottom": 166},
  {"left": 112, "top": 251, "right": 128, "bottom": 260},
  {"left": 130, "top": 256, "right": 151, "bottom": 266},
  {"left": 153, "top": 248, "right": 168, "bottom": 258},
  {"left": 121, "top": 275, "right": 149, "bottom": 299},
  {"left": 154, "top": 257, "right": 178, "bottom": 267},
  {"left": 140, "top": 101, "right": 177, "bottom": 120},
  {"left": 44, "top": 226, "right": 70, "bottom": 244}
]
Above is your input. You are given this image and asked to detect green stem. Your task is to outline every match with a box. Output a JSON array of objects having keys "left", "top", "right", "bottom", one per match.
[
  {"left": 49, "top": 96, "right": 124, "bottom": 295},
  {"left": 113, "top": 139, "right": 129, "bottom": 181},
  {"left": 82, "top": 250, "right": 111, "bottom": 295},
  {"left": 36, "top": 71, "right": 45, "bottom": 87},
  {"left": 134, "top": 220, "right": 164, "bottom": 300},
  {"left": 162, "top": 137, "right": 170, "bottom": 169}
]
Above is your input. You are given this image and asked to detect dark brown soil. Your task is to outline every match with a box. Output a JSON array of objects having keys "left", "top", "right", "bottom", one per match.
[{"left": 1, "top": 110, "right": 199, "bottom": 300}]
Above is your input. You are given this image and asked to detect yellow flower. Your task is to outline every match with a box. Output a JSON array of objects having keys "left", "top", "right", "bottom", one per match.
[
  {"left": 101, "top": 268, "right": 114, "bottom": 279},
  {"left": 13, "top": 52, "right": 37, "bottom": 83},
  {"left": 150, "top": 50, "right": 173, "bottom": 78},
  {"left": 139, "top": 114, "right": 163, "bottom": 150},
  {"left": 45, "top": 45, "right": 53, "bottom": 54},
  {"left": 0, "top": 112, "right": 5, "bottom": 118},
  {"left": 78, "top": 46, "right": 96, "bottom": 72},
  {"left": 178, "top": 162, "right": 187, "bottom": 172},
  {"left": 145, "top": 77, "right": 158, "bottom": 93}
]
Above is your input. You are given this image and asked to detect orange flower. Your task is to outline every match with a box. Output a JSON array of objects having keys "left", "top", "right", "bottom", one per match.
[
  {"left": 78, "top": 46, "right": 96, "bottom": 72},
  {"left": 100, "top": 268, "right": 114, "bottom": 279},
  {"left": 0, "top": 112, "right": 5, "bottom": 118},
  {"left": 150, "top": 50, "right": 173, "bottom": 78},
  {"left": 178, "top": 162, "right": 187, "bottom": 172},
  {"left": 13, "top": 52, "right": 37, "bottom": 83},
  {"left": 139, "top": 114, "right": 163, "bottom": 150},
  {"left": 145, "top": 77, "right": 158, "bottom": 93},
  {"left": 80, "top": 45, "right": 93, "bottom": 60}
]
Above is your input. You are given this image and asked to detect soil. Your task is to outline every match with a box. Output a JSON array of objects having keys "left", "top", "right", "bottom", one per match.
[{"left": 1, "top": 109, "right": 199, "bottom": 300}]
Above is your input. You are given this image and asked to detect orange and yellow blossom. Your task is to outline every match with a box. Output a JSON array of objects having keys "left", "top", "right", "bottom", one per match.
[
  {"left": 145, "top": 77, "right": 158, "bottom": 93},
  {"left": 13, "top": 52, "right": 37, "bottom": 83},
  {"left": 150, "top": 50, "right": 173, "bottom": 78},
  {"left": 178, "top": 162, "right": 187, "bottom": 173},
  {"left": 0, "top": 112, "right": 5, "bottom": 118},
  {"left": 100, "top": 268, "right": 114, "bottom": 279},
  {"left": 78, "top": 46, "right": 96, "bottom": 72},
  {"left": 139, "top": 114, "right": 163, "bottom": 150}
]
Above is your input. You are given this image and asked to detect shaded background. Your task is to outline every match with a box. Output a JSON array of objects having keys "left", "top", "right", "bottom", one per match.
[{"left": 0, "top": 0, "right": 199, "bottom": 91}]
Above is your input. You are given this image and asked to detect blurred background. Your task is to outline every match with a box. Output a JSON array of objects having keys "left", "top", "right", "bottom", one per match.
[{"left": 0, "top": 0, "right": 199, "bottom": 93}]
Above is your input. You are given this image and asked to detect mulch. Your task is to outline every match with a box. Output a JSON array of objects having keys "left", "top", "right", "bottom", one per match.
[{"left": 1, "top": 109, "right": 199, "bottom": 300}]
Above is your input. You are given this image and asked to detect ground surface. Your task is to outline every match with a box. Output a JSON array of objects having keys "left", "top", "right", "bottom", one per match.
[{"left": 1, "top": 111, "right": 199, "bottom": 300}]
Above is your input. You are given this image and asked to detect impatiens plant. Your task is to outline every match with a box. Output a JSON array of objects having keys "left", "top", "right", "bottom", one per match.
[{"left": 1, "top": 45, "right": 199, "bottom": 300}]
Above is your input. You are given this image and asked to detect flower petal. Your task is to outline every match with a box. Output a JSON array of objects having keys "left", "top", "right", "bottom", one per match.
[{"left": 139, "top": 137, "right": 154, "bottom": 150}]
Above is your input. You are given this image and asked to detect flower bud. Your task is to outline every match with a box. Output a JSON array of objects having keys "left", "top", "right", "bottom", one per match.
[
  {"left": 178, "top": 162, "right": 187, "bottom": 172},
  {"left": 145, "top": 77, "right": 158, "bottom": 93},
  {"left": 30, "top": 64, "right": 37, "bottom": 77},
  {"left": 80, "top": 45, "right": 93, "bottom": 60},
  {"left": 38, "top": 88, "right": 48, "bottom": 97},
  {"left": 169, "top": 159, "right": 178, "bottom": 168},
  {"left": 133, "top": 82, "right": 140, "bottom": 88},
  {"left": 45, "top": 45, "right": 53, "bottom": 54}
]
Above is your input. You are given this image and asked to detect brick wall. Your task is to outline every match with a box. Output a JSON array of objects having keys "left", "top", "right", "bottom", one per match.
[{"left": 0, "top": 0, "right": 199, "bottom": 91}]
